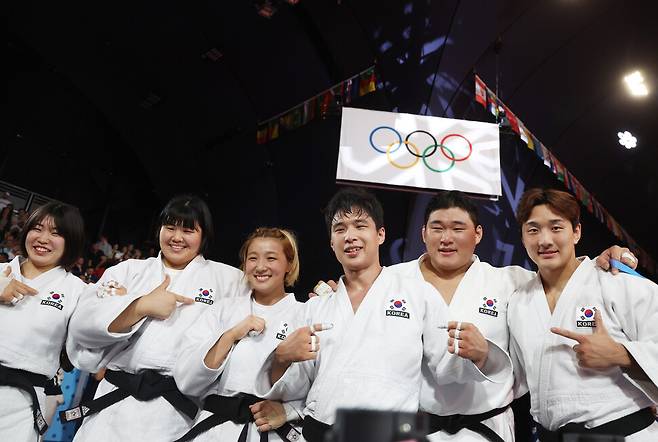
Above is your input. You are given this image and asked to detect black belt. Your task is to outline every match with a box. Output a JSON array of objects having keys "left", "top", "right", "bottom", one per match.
[
  {"left": 427, "top": 405, "right": 510, "bottom": 442},
  {"left": 536, "top": 407, "right": 656, "bottom": 442},
  {"left": 0, "top": 364, "right": 49, "bottom": 435},
  {"left": 303, "top": 416, "right": 332, "bottom": 442},
  {"left": 59, "top": 369, "right": 198, "bottom": 424},
  {"left": 175, "top": 393, "right": 302, "bottom": 442},
  {"left": 44, "top": 374, "right": 62, "bottom": 396}
]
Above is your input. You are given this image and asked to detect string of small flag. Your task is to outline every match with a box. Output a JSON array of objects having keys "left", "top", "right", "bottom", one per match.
[
  {"left": 256, "top": 66, "right": 378, "bottom": 144},
  {"left": 474, "top": 74, "right": 656, "bottom": 276}
]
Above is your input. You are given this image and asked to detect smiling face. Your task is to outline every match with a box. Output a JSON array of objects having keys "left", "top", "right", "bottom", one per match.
[
  {"left": 159, "top": 223, "right": 202, "bottom": 269},
  {"left": 422, "top": 207, "right": 482, "bottom": 273},
  {"left": 245, "top": 237, "right": 290, "bottom": 298},
  {"left": 330, "top": 207, "right": 385, "bottom": 272},
  {"left": 25, "top": 216, "right": 66, "bottom": 271},
  {"left": 521, "top": 204, "right": 581, "bottom": 274}
]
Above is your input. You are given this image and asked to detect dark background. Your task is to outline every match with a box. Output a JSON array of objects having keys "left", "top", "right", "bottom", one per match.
[{"left": 5, "top": 0, "right": 657, "bottom": 290}]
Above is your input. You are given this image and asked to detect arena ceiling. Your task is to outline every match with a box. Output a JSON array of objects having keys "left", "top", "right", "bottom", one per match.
[{"left": 6, "top": 0, "right": 657, "bottom": 263}]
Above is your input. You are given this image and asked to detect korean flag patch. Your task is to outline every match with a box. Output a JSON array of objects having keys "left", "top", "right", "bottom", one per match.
[{"left": 576, "top": 306, "right": 597, "bottom": 328}]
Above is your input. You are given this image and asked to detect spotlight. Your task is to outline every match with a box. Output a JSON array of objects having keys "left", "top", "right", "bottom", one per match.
[
  {"left": 623, "top": 70, "right": 649, "bottom": 97},
  {"left": 617, "top": 131, "right": 637, "bottom": 149}
]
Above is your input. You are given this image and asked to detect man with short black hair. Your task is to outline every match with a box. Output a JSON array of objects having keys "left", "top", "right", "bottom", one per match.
[
  {"left": 259, "top": 187, "right": 513, "bottom": 442},
  {"left": 388, "top": 190, "right": 639, "bottom": 441}
]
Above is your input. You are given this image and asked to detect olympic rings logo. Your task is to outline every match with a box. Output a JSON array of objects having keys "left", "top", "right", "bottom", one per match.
[{"left": 368, "top": 126, "right": 473, "bottom": 172}]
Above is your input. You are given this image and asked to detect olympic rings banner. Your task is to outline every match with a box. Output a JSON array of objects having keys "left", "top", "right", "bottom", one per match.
[{"left": 337, "top": 107, "right": 502, "bottom": 196}]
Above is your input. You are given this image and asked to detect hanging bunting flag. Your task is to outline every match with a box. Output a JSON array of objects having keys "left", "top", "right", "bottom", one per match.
[
  {"left": 486, "top": 88, "right": 499, "bottom": 118},
  {"left": 475, "top": 75, "right": 487, "bottom": 107},
  {"left": 320, "top": 90, "right": 334, "bottom": 116},
  {"left": 554, "top": 159, "right": 566, "bottom": 183},
  {"left": 531, "top": 133, "right": 543, "bottom": 160},
  {"left": 256, "top": 126, "right": 268, "bottom": 144},
  {"left": 303, "top": 98, "right": 316, "bottom": 124},
  {"left": 256, "top": 65, "right": 378, "bottom": 144},
  {"left": 290, "top": 106, "right": 303, "bottom": 129},
  {"left": 344, "top": 78, "right": 354, "bottom": 104},
  {"left": 519, "top": 125, "right": 535, "bottom": 150},
  {"left": 541, "top": 144, "right": 552, "bottom": 169},
  {"left": 359, "top": 67, "right": 377, "bottom": 96},
  {"left": 473, "top": 74, "right": 655, "bottom": 275},
  {"left": 268, "top": 120, "right": 279, "bottom": 140},
  {"left": 503, "top": 105, "right": 520, "bottom": 134}
]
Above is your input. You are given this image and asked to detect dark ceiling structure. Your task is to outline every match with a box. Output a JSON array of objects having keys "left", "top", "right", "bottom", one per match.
[{"left": 6, "top": 0, "right": 657, "bottom": 282}]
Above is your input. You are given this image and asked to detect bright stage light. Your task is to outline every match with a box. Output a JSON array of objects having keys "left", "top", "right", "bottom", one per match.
[
  {"left": 617, "top": 131, "right": 637, "bottom": 149},
  {"left": 623, "top": 70, "right": 649, "bottom": 96}
]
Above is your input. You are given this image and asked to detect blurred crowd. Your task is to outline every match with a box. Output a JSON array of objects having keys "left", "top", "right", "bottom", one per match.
[{"left": 0, "top": 196, "right": 156, "bottom": 281}]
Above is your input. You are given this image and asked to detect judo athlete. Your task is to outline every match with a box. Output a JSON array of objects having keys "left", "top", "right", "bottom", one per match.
[
  {"left": 0, "top": 202, "right": 87, "bottom": 442},
  {"left": 174, "top": 227, "right": 306, "bottom": 442},
  {"left": 259, "top": 186, "right": 513, "bottom": 442},
  {"left": 66, "top": 195, "right": 249, "bottom": 441},
  {"left": 508, "top": 188, "right": 658, "bottom": 441},
  {"left": 388, "top": 190, "right": 637, "bottom": 442}
]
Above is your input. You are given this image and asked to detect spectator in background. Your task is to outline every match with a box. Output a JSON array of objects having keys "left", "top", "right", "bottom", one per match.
[
  {"left": 16, "top": 209, "right": 29, "bottom": 230},
  {"left": 7, "top": 213, "right": 21, "bottom": 236},
  {"left": 0, "top": 192, "right": 11, "bottom": 211},
  {"left": 114, "top": 245, "right": 127, "bottom": 261},
  {"left": 92, "top": 255, "right": 109, "bottom": 281},
  {"left": 71, "top": 257, "right": 85, "bottom": 278},
  {"left": 89, "top": 243, "right": 104, "bottom": 266},
  {"left": 0, "top": 252, "right": 8, "bottom": 263},
  {"left": 94, "top": 235, "right": 113, "bottom": 258},
  {"left": 0, "top": 232, "right": 20, "bottom": 260},
  {"left": 0, "top": 204, "right": 14, "bottom": 234},
  {"left": 82, "top": 267, "right": 96, "bottom": 283}
]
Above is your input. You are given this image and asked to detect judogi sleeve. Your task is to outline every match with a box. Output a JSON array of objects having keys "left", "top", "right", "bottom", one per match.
[
  {"left": 65, "top": 281, "right": 125, "bottom": 373},
  {"left": 421, "top": 282, "right": 512, "bottom": 385},
  {"left": 65, "top": 338, "right": 124, "bottom": 373},
  {"left": 282, "top": 399, "right": 305, "bottom": 422},
  {"left": 508, "top": 327, "right": 529, "bottom": 399},
  {"left": 256, "top": 355, "right": 315, "bottom": 401},
  {"left": 68, "top": 262, "right": 151, "bottom": 349},
  {"left": 173, "top": 302, "right": 234, "bottom": 398},
  {"left": 603, "top": 272, "right": 658, "bottom": 402}
]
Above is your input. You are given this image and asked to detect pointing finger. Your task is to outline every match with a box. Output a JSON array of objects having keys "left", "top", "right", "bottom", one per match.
[
  {"left": 175, "top": 294, "right": 195, "bottom": 305},
  {"left": 551, "top": 327, "right": 586, "bottom": 343}
]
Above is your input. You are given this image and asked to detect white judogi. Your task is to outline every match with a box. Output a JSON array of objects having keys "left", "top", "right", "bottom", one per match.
[
  {"left": 68, "top": 254, "right": 249, "bottom": 442},
  {"left": 0, "top": 257, "right": 87, "bottom": 442},
  {"left": 257, "top": 267, "right": 512, "bottom": 427},
  {"left": 175, "top": 293, "right": 306, "bottom": 442},
  {"left": 390, "top": 255, "right": 534, "bottom": 441},
  {"left": 508, "top": 257, "right": 658, "bottom": 440}
]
